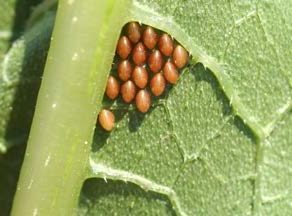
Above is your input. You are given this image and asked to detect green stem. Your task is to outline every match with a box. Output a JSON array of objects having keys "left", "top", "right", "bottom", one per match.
[{"left": 11, "top": 0, "right": 130, "bottom": 215}]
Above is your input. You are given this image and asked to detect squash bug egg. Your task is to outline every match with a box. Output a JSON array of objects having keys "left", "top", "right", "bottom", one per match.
[
  {"left": 121, "top": 80, "right": 136, "bottom": 103},
  {"left": 150, "top": 73, "right": 166, "bottom": 96},
  {"left": 127, "top": 22, "right": 141, "bottom": 44},
  {"left": 117, "top": 36, "right": 132, "bottom": 59},
  {"left": 103, "top": 23, "right": 190, "bottom": 119},
  {"left": 163, "top": 61, "right": 179, "bottom": 84},
  {"left": 158, "top": 33, "right": 173, "bottom": 56},
  {"left": 143, "top": 26, "right": 158, "bottom": 49},
  {"left": 132, "top": 66, "right": 148, "bottom": 89},
  {"left": 136, "top": 89, "right": 151, "bottom": 113},
  {"left": 132, "top": 42, "right": 147, "bottom": 66},
  {"left": 148, "top": 49, "right": 164, "bottom": 73},
  {"left": 106, "top": 75, "right": 120, "bottom": 99},
  {"left": 118, "top": 60, "right": 132, "bottom": 81},
  {"left": 173, "top": 45, "right": 188, "bottom": 68},
  {"left": 98, "top": 109, "right": 115, "bottom": 131}
]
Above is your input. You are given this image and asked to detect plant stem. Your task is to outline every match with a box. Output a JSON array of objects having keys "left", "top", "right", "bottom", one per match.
[{"left": 11, "top": 0, "right": 130, "bottom": 215}]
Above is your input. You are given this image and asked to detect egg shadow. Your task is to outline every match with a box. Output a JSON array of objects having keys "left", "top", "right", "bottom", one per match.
[
  {"left": 128, "top": 109, "right": 147, "bottom": 132},
  {"left": 92, "top": 109, "right": 127, "bottom": 153}
]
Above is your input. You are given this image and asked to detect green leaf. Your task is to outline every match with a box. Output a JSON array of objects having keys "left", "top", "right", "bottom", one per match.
[
  {"left": 0, "top": 1, "right": 54, "bottom": 215},
  {"left": 0, "top": 0, "right": 44, "bottom": 61},
  {"left": 80, "top": 0, "right": 292, "bottom": 215},
  {"left": 0, "top": 12, "right": 55, "bottom": 153},
  {"left": 1, "top": 0, "right": 291, "bottom": 215},
  {"left": 11, "top": 1, "right": 131, "bottom": 215},
  {"left": 0, "top": 0, "right": 55, "bottom": 153}
]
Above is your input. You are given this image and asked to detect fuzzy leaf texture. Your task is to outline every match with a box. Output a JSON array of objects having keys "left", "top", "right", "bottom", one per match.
[
  {"left": 1, "top": 0, "right": 292, "bottom": 215},
  {"left": 0, "top": 0, "right": 53, "bottom": 214}
]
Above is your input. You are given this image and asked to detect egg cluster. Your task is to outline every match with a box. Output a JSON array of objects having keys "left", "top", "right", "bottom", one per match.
[{"left": 98, "top": 22, "right": 189, "bottom": 131}]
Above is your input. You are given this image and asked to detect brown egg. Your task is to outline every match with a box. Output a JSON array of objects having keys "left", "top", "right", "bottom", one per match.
[
  {"left": 106, "top": 75, "right": 120, "bottom": 99},
  {"left": 148, "top": 49, "right": 164, "bottom": 73},
  {"left": 173, "top": 45, "right": 188, "bottom": 68},
  {"left": 143, "top": 26, "right": 158, "bottom": 49},
  {"left": 163, "top": 61, "right": 179, "bottom": 84},
  {"left": 116, "top": 36, "right": 132, "bottom": 59},
  {"left": 135, "top": 89, "right": 151, "bottom": 113},
  {"left": 158, "top": 33, "right": 174, "bottom": 56},
  {"left": 132, "top": 66, "right": 148, "bottom": 89},
  {"left": 118, "top": 60, "right": 132, "bottom": 81},
  {"left": 98, "top": 109, "right": 115, "bottom": 131},
  {"left": 150, "top": 73, "right": 166, "bottom": 96},
  {"left": 121, "top": 80, "right": 136, "bottom": 103},
  {"left": 127, "top": 22, "right": 141, "bottom": 44},
  {"left": 132, "top": 42, "right": 147, "bottom": 65}
]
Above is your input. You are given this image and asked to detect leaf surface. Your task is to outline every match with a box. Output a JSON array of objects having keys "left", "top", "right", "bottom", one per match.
[
  {"left": 0, "top": 0, "right": 291, "bottom": 215},
  {"left": 80, "top": 0, "right": 292, "bottom": 215},
  {"left": 0, "top": 1, "right": 54, "bottom": 214}
]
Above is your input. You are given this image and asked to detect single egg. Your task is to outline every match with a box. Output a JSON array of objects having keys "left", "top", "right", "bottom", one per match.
[
  {"left": 116, "top": 36, "right": 132, "bottom": 59},
  {"left": 136, "top": 89, "right": 151, "bottom": 113},
  {"left": 118, "top": 60, "right": 132, "bottom": 81},
  {"left": 173, "top": 45, "right": 188, "bottom": 68},
  {"left": 121, "top": 80, "right": 136, "bottom": 103},
  {"left": 150, "top": 73, "right": 166, "bottom": 96},
  {"left": 127, "top": 22, "right": 141, "bottom": 44},
  {"left": 158, "top": 33, "right": 173, "bottom": 56},
  {"left": 106, "top": 75, "right": 120, "bottom": 99},
  {"left": 163, "top": 61, "right": 179, "bottom": 84},
  {"left": 132, "top": 42, "right": 147, "bottom": 66},
  {"left": 132, "top": 66, "right": 148, "bottom": 89},
  {"left": 98, "top": 109, "right": 115, "bottom": 131},
  {"left": 143, "top": 26, "right": 158, "bottom": 49},
  {"left": 148, "top": 49, "right": 164, "bottom": 73}
]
